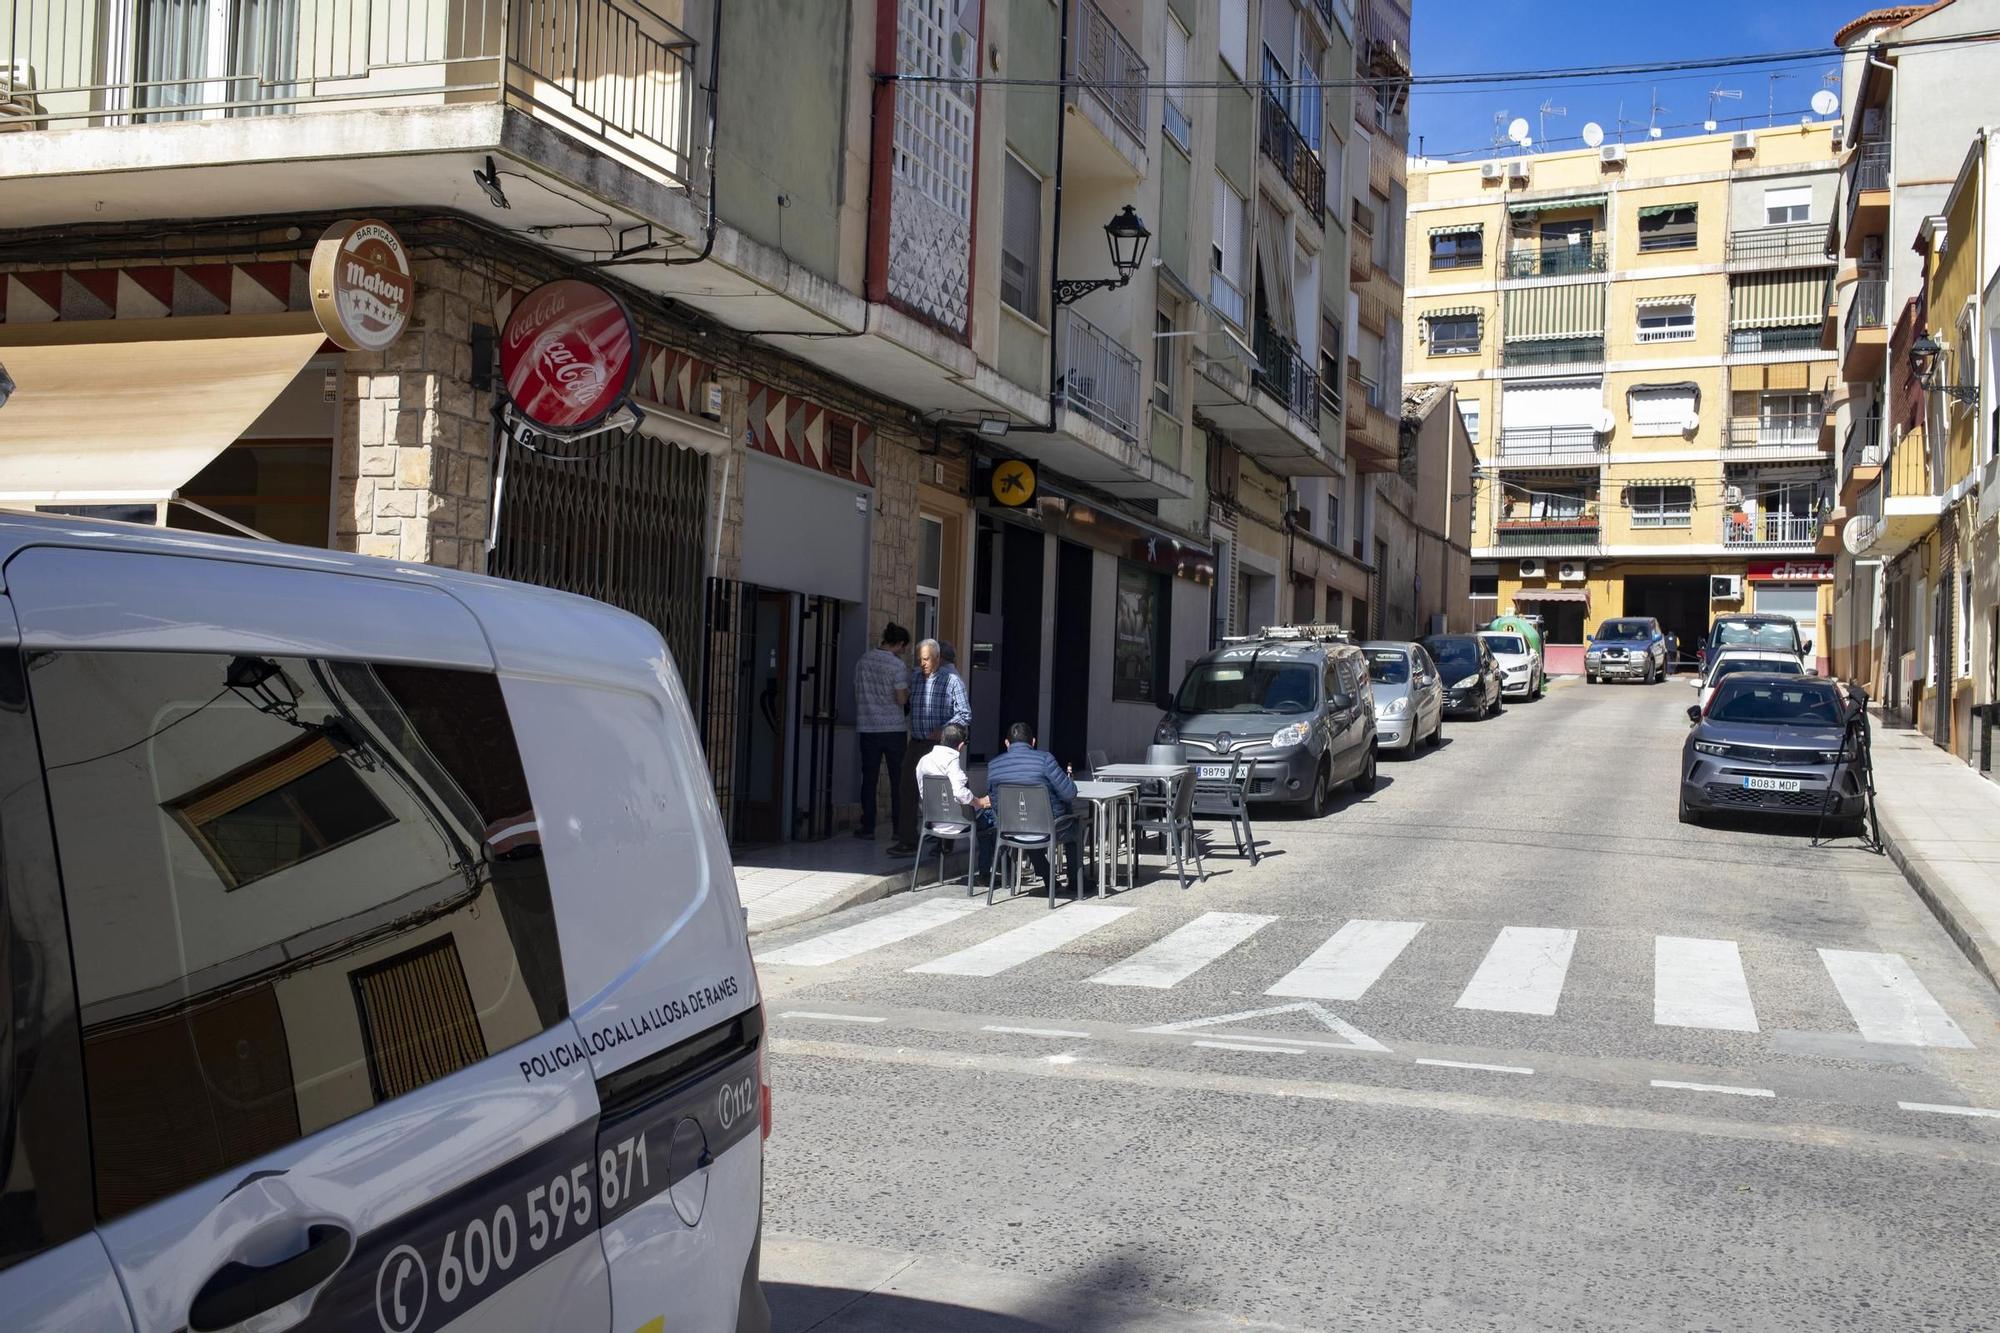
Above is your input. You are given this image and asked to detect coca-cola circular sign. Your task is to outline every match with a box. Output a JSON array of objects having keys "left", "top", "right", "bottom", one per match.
[{"left": 500, "top": 279, "right": 637, "bottom": 433}]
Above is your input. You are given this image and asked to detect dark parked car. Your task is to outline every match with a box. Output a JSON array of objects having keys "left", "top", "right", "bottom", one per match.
[
  {"left": 1586, "top": 616, "right": 1670, "bottom": 684},
  {"left": 1680, "top": 673, "right": 1864, "bottom": 829},
  {"left": 1421, "top": 634, "right": 1503, "bottom": 718},
  {"left": 1698, "top": 614, "right": 1809, "bottom": 675}
]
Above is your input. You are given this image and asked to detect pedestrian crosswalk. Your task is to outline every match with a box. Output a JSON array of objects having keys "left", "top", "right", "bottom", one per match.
[{"left": 759, "top": 902, "right": 1983, "bottom": 1049}]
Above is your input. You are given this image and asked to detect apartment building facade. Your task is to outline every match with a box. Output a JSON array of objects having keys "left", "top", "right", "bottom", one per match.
[
  {"left": 0, "top": 0, "right": 1425, "bottom": 840},
  {"left": 1407, "top": 125, "right": 1842, "bottom": 673}
]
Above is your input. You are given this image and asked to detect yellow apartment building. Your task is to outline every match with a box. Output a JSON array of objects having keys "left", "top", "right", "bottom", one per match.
[{"left": 1407, "top": 124, "right": 1842, "bottom": 673}]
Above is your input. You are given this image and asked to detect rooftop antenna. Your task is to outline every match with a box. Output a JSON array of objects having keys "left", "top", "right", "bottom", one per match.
[
  {"left": 1648, "top": 88, "right": 1666, "bottom": 139},
  {"left": 1490, "top": 110, "right": 1514, "bottom": 152},
  {"left": 1704, "top": 85, "right": 1742, "bottom": 132},
  {"left": 1766, "top": 72, "right": 1792, "bottom": 127},
  {"left": 1615, "top": 98, "right": 1638, "bottom": 144},
  {"left": 1538, "top": 99, "right": 1568, "bottom": 148}
]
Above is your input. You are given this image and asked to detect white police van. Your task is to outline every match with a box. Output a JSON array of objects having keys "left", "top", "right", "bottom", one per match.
[{"left": 0, "top": 511, "right": 769, "bottom": 1333}]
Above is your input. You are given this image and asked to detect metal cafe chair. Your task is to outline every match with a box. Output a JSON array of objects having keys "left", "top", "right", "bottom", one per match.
[
  {"left": 989, "top": 783, "right": 1083, "bottom": 908},
  {"left": 1193, "top": 759, "right": 1260, "bottom": 864},
  {"left": 1136, "top": 743, "right": 1188, "bottom": 840},
  {"left": 1086, "top": 748, "right": 1110, "bottom": 778},
  {"left": 1135, "top": 766, "right": 1206, "bottom": 890},
  {"left": 912, "top": 775, "right": 980, "bottom": 896}
]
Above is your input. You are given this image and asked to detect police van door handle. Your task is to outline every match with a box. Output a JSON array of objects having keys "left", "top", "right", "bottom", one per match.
[{"left": 187, "top": 1224, "right": 354, "bottom": 1332}]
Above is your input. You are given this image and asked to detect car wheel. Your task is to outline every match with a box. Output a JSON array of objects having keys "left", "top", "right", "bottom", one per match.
[
  {"left": 1429, "top": 716, "right": 1444, "bottom": 746},
  {"left": 1304, "top": 762, "right": 1331, "bottom": 818},
  {"left": 1640, "top": 659, "right": 1655, "bottom": 685},
  {"left": 1351, "top": 746, "right": 1378, "bottom": 795},
  {"left": 1679, "top": 797, "right": 1704, "bottom": 826}
]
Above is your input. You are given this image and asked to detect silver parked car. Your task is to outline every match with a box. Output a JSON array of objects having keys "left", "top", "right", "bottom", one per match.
[{"left": 1362, "top": 641, "right": 1445, "bottom": 755}]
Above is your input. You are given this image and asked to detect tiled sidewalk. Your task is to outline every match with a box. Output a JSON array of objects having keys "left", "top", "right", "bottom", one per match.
[
  {"left": 736, "top": 835, "right": 970, "bottom": 934},
  {"left": 1868, "top": 711, "right": 2000, "bottom": 991}
]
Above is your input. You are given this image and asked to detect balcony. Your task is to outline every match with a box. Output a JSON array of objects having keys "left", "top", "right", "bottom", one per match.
[
  {"left": 1494, "top": 517, "right": 1602, "bottom": 553},
  {"left": 1727, "top": 326, "right": 1826, "bottom": 358},
  {"left": 1494, "top": 426, "right": 1605, "bottom": 465},
  {"left": 1504, "top": 244, "right": 1608, "bottom": 280},
  {"left": 1345, "top": 358, "right": 1400, "bottom": 473},
  {"left": 1843, "top": 141, "right": 1891, "bottom": 258},
  {"left": 1318, "top": 349, "right": 1343, "bottom": 419},
  {"left": 1501, "top": 337, "right": 1605, "bottom": 371},
  {"left": 1065, "top": 0, "right": 1147, "bottom": 176},
  {"left": 1840, "top": 415, "right": 1887, "bottom": 509},
  {"left": 1253, "top": 320, "right": 1322, "bottom": 428},
  {"left": 1842, "top": 278, "right": 1888, "bottom": 381},
  {"left": 1726, "top": 223, "right": 1834, "bottom": 270},
  {"left": 1209, "top": 270, "right": 1247, "bottom": 331},
  {"left": 0, "top": 0, "right": 700, "bottom": 185},
  {"left": 1349, "top": 201, "right": 1375, "bottom": 281},
  {"left": 1721, "top": 512, "right": 1822, "bottom": 550},
  {"left": 1260, "top": 91, "right": 1327, "bottom": 226},
  {"left": 1726, "top": 411, "right": 1828, "bottom": 461},
  {"left": 1056, "top": 308, "right": 1141, "bottom": 445}
]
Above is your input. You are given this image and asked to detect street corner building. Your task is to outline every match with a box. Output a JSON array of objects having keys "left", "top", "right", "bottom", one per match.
[
  {"left": 0, "top": 0, "right": 1464, "bottom": 847},
  {"left": 1407, "top": 119, "right": 1850, "bottom": 676}
]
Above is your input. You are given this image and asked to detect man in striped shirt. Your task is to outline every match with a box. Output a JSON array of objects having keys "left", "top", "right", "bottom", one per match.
[
  {"left": 893, "top": 637, "right": 970, "bottom": 853},
  {"left": 852, "top": 623, "right": 911, "bottom": 842}
]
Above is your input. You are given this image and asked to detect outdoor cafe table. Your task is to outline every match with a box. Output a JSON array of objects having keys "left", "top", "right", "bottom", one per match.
[
  {"left": 1090, "top": 763, "right": 1193, "bottom": 884},
  {"left": 1070, "top": 779, "right": 1138, "bottom": 896}
]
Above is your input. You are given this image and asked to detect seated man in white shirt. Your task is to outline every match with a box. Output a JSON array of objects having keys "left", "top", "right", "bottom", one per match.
[{"left": 913, "top": 722, "right": 993, "bottom": 864}]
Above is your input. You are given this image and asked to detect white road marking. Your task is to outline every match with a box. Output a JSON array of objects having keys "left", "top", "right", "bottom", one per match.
[
  {"left": 981, "top": 1025, "right": 1092, "bottom": 1039},
  {"left": 1264, "top": 919, "right": 1424, "bottom": 1001},
  {"left": 1456, "top": 927, "right": 1578, "bottom": 1016},
  {"left": 779, "top": 1011, "right": 885, "bottom": 1024},
  {"left": 909, "top": 903, "right": 1134, "bottom": 977},
  {"left": 1089, "top": 911, "right": 1277, "bottom": 989},
  {"left": 1818, "top": 949, "right": 1975, "bottom": 1048},
  {"left": 1416, "top": 1058, "right": 1534, "bottom": 1075},
  {"left": 1195, "top": 1040, "right": 1306, "bottom": 1055},
  {"left": 758, "top": 898, "right": 984, "bottom": 967},
  {"left": 1650, "top": 1080, "right": 1776, "bottom": 1098},
  {"left": 1140, "top": 1001, "right": 1390, "bottom": 1053},
  {"left": 1898, "top": 1101, "right": 2000, "bottom": 1119},
  {"left": 1654, "top": 936, "right": 1760, "bottom": 1033}
]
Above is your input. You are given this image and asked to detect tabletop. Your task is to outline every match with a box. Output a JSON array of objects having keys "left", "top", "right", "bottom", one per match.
[
  {"left": 1072, "top": 780, "right": 1139, "bottom": 800},
  {"left": 1092, "top": 763, "right": 1193, "bottom": 780}
]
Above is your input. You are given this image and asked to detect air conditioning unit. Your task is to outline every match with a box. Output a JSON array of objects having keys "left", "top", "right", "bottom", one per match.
[
  {"left": 1861, "top": 235, "right": 1884, "bottom": 264},
  {"left": 1732, "top": 131, "right": 1757, "bottom": 154},
  {"left": 1861, "top": 107, "right": 1883, "bottom": 138},
  {"left": 1506, "top": 159, "right": 1530, "bottom": 182},
  {"left": 1722, "top": 484, "right": 1744, "bottom": 506},
  {"left": 1481, "top": 162, "right": 1505, "bottom": 182},
  {"left": 1600, "top": 144, "right": 1627, "bottom": 165},
  {"left": 1710, "top": 574, "right": 1744, "bottom": 601},
  {"left": 0, "top": 62, "right": 39, "bottom": 129},
  {"left": 1558, "top": 561, "right": 1586, "bottom": 583},
  {"left": 1517, "top": 559, "right": 1545, "bottom": 578}
]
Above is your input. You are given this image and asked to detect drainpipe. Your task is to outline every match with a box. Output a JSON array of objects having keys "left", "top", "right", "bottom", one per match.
[
  {"left": 662, "top": 0, "right": 724, "bottom": 267},
  {"left": 1006, "top": 0, "right": 1072, "bottom": 437}
]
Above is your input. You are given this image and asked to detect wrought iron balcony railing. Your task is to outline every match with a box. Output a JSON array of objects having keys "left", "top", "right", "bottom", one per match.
[
  {"left": 1071, "top": 0, "right": 1147, "bottom": 144},
  {"left": 1501, "top": 337, "right": 1605, "bottom": 369},
  {"left": 1852, "top": 140, "right": 1891, "bottom": 193},
  {"left": 1259, "top": 91, "right": 1327, "bottom": 225},
  {"left": 1253, "top": 320, "right": 1322, "bottom": 426},
  {"left": 1844, "top": 278, "right": 1887, "bottom": 344},
  {"left": 1495, "top": 426, "right": 1604, "bottom": 463},
  {"left": 1494, "top": 518, "right": 1601, "bottom": 549},
  {"left": 1721, "top": 512, "right": 1822, "bottom": 549},
  {"left": 1057, "top": 307, "right": 1142, "bottom": 445},
  {"left": 1319, "top": 349, "right": 1343, "bottom": 418},
  {"left": 1728, "top": 326, "right": 1825, "bottom": 355},
  {"left": 1209, "top": 270, "right": 1247, "bottom": 329},
  {"left": 1727, "top": 412, "right": 1825, "bottom": 448},
  {"left": 1504, "top": 244, "right": 1607, "bottom": 279},
  {"left": 0, "top": 0, "right": 700, "bottom": 183},
  {"left": 1725, "top": 223, "right": 1833, "bottom": 266}
]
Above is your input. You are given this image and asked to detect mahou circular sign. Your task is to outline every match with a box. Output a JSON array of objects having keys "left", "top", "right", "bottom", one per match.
[
  {"left": 500, "top": 278, "right": 637, "bottom": 433},
  {"left": 310, "top": 219, "right": 413, "bottom": 352}
]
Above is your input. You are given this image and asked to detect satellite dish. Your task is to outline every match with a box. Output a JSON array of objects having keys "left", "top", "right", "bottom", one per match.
[
  {"left": 1521, "top": 135, "right": 1534, "bottom": 149},
  {"left": 1507, "top": 117, "right": 1531, "bottom": 145},
  {"left": 1582, "top": 122, "right": 1604, "bottom": 148},
  {"left": 1648, "top": 126, "right": 1663, "bottom": 139},
  {"left": 1812, "top": 89, "right": 1840, "bottom": 117},
  {"left": 1842, "top": 515, "right": 1878, "bottom": 555},
  {"left": 1681, "top": 411, "right": 1701, "bottom": 434},
  {"left": 1593, "top": 408, "right": 1616, "bottom": 435},
  {"left": 1703, "top": 119, "right": 1717, "bottom": 132}
]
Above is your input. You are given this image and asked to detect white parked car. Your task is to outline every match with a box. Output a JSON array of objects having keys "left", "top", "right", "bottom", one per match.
[
  {"left": 1692, "top": 646, "right": 1806, "bottom": 713},
  {"left": 1478, "top": 630, "right": 1545, "bottom": 700},
  {"left": 0, "top": 512, "right": 771, "bottom": 1333}
]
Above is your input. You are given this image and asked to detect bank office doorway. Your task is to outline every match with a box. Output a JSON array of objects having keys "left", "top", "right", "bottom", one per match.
[
  {"left": 969, "top": 514, "right": 1046, "bottom": 765},
  {"left": 1624, "top": 574, "right": 1711, "bottom": 670}
]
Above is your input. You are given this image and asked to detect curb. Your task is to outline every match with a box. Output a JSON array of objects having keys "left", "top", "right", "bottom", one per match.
[
  {"left": 746, "top": 852, "right": 977, "bottom": 936},
  {"left": 1875, "top": 807, "right": 2000, "bottom": 996}
]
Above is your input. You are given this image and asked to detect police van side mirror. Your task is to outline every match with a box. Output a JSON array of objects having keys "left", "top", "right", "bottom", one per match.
[{"left": 1686, "top": 705, "right": 1702, "bottom": 723}]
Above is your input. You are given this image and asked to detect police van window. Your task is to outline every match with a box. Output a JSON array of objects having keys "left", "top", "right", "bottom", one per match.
[{"left": 25, "top": 650, "right": 569, "bottom": 1220}]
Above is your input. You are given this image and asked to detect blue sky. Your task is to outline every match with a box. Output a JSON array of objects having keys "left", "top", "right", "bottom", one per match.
[{"left": 1408, "top": 1, "right": 1866, "bottom": 161}]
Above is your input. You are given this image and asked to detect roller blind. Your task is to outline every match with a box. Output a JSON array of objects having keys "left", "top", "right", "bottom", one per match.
[
  {"left": 1502, "top": 281, "right": 1606, "bottom": 341},
  {"left": 1502, "top": 378, "right": 1601, "bottom": 429},
  {"left": 1730, "top": 270, "right": 1825, "bottom": 328},
  {"left": 1628, "top": 384, "right": 1697, "bottom": 433}
]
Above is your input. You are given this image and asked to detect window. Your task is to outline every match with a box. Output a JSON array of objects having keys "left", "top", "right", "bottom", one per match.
[
  {"left": 1154, "top": 306, "right": 1177, "bottom": 413},
  {"left": 1369, "top": 189, "right": 1392, "bottom": 269},
  {"left": 1297, "top": 28, "right": 1326, "bottom": 151},
  {"left": 1000, "top": 153, "right": 1043, "bottom": 322},
  {"left": 1114, "top": 562, "right": 1169, "bottom": 703},
  {"left": 1325, "top": 587, "right": 1344, "bottom": 627},
  {"left": 1211, "top": 175, "right": 1247, "bottom": 325},
  {"left": 917, "top": 514, "right": 944, "bottom": 644},
  {"left": 1374, "top": 82, "right": 1394, "bottom": 132},
  {"left": 1219, "top": 0, "right": 1248, "bottom": 76},
  {"left": 1459, "top": 399, "right": 1481, "bottom": 444},
  {"left": 1164, "top": 15, "right": 1192, "bottom": 149},
  {"left": 1765, "top": 185, "right": 1812, "bottom": 225},
  {"left": 1429, "top": 228, "right": 1483, "bottom": 270},
  {"left": 30, "top": 651, "right": 566, "bottom": 1219},
  {"left": 1328, "top": 491, "right": 1342, "bottom": 546},
  {"left": 1628, "top": 383, "right": 1698, "bottom": 435},
  {"left": 1426, "top": 311, "right": 1480, "bottom": 356},
  {"left": 1471, "top": 571, "right": 1499, "bottom": 598},
  {"left": 1628, "top": 484, "right": 1693, "bottom": 528},
  {"left": 1962, "top": 567, "right": 1974, "bottom": 680},
  {"left": 1638, "top": 204, "right": 1698, "bottom": 252},
  {"left": 1635, "top": 299, "right": 1696, "bottom": 343},
  {"left": 1324, "top": 134, "right": 1346, "bottom": 216}
]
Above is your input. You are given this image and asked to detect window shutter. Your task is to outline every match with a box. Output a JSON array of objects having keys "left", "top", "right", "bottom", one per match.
[{"left": 1001, "top": 156, "right": 1042, "bottom": 321}]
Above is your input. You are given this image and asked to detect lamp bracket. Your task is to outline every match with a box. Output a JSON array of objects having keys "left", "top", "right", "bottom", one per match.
[{"left": 1054, "top": 275, "right": 1130, "bottom": 306}]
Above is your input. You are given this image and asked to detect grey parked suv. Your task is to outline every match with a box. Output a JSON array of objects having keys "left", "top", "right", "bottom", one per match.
[{"left": 1155, "top": 628, "right": 1379, "bottom": 817}]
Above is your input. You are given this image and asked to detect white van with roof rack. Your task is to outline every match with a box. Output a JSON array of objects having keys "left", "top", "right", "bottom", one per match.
[{"left": 0, "top": 511, "right": 770, "bottom": 1333}]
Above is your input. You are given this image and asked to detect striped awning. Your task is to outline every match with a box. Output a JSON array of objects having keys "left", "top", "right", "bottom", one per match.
[
  {"left": 1426, "top": 305, "right": 1481, "bottom": 319},
  {"left": 1509, "top": 194, "right": 1605, "bottom": 216},
  {"left": 1429, "top": 221, "right": 1483, "bottom": 237},
  {"left": 1502, "top": 281, "right": 1606, "bottom": 341},
  {"left": 1730, "top": 270, "right": 1827, "bottom": 328},
  {"left": 1638, "top": 202, "right": 1695, "bottom": 219},
  {"left": 1634, "top": 293, "right": 1694, "bottom": 309},
  {"left": 1623, "top": 478, "right": 1696, "bottom": 498}
]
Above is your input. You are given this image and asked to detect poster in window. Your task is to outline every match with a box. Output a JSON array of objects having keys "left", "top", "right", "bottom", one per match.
[{"left": 1114, "top": 563, "right": 1165, "bottom": 703}]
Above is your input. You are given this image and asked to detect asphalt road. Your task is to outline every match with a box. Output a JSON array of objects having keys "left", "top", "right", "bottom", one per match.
[{"left": 753, "top": 677, "right": 2000, "bottom": 1332}]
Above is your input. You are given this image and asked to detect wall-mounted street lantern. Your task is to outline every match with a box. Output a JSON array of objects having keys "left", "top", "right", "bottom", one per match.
[
  {"left": 1908, "top": 333, "right": 1979, "bottom": 406},
  {"left": 1054, "top": 205, "right": 1152, "bottom": 306}
]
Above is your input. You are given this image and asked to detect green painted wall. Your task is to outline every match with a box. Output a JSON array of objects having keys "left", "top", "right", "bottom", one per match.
[
  {"left": 715, "top": 0, "right": 848, "bottom": 280},
  {"left": 999, "top": 311, "right": 1048, "bottom": 391},
  {"left": 1215, "top": 61, "right": 1253, "bottom": 197},
  {"left": 1007, "top": 0, "right": 1061, "bottom": 174},
  {"left": 1159, "top": 141, "right": 1191, "bottom": 282}
]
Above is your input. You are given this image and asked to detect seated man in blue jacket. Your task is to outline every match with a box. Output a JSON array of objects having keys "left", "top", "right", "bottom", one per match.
[{"left": 983, "top": 721, "right": 1084, "bottom": 893}]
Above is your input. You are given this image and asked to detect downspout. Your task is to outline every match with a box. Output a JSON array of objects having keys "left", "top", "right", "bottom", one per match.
[
  {"left": 1009, "top": 0, "right": 1071, "bottom": 436},
  {"left": 662, "top": 0, "right": 724, "bottom": 267}
]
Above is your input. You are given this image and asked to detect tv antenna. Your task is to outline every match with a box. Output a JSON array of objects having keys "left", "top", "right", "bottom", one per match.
[
  {"left": 1704, "top": 86, "right": 1741, "bottom": 132},
  {"left": 1766, "top": 72, "right": 1792, "bottom": 126},
  {"left": 1648, "top": 88, "right": 1666, "bottom": 139},
  {"left": 1490, "top": 110, "right": 1514, "bottom": 151},
  {"left": 1538, "top": 100, "right": 1568, "bottom": 148}
]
